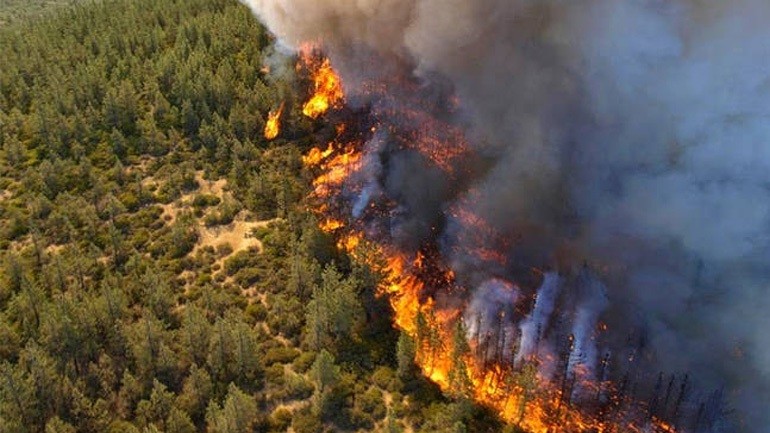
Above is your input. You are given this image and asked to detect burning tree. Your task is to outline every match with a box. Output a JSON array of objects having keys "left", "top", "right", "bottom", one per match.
[{"left": 279, "top": 48, "right": 733, "bottom": 433}]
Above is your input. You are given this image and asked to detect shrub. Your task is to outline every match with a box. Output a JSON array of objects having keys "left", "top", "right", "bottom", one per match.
[
  {"left": 233, "top": 267, "right": 262, "bottom": 286},
  {"left": 192, "top": 194, "right": 221, "bottom": 208},
  {"left": 291, "top": 409, "right": 322, "bottom": 433},
  {"left": 269, "top": 408, "right": 293, "bottom": 433},
  {"left": 245, "top": 302, "right": 268, "bottom": 323},
  {"left": 215, "top": 242, "right": 233, "bottom": 257},
  {"left": 265, "top": 364, "right": 285, "bottom": 387},
  {"left": 285, "top": 372, "right": 314, "bottom": 401},
  {"left": 358, "top": 388, "right": 386, "bottom": 421},
  {"left": 203, "top": 198, "right": 242, "bottom": 227},
  {"left": 263, "top": 346, "right": 301, "bottom": 366},
  {"left": 371, "top": 366, "right": 399, "bottom": 391},
  {"left": 223, "top": 250, "right": 253, "bottom": 275},
  {"left": 292, "top": 352, "right": 316, "bottom": 374}
]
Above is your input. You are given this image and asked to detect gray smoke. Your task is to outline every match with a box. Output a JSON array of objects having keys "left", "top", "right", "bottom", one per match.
[{"left": 242, "top": 0, "right": 770, "bottom": 431}]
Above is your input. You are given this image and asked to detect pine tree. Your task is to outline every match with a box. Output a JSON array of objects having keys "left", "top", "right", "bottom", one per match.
[
  {"left": 304, "top": 265, "right": 364, "bottom": 354},
  {"left": 205, "top": 384, "right": 260, "bottom": 433},
  {"left": 396, "top": 331, "right": 416, "bottom": 380},
  {"left": 309, "top": 349, "right": 340, "bottom": 417},
  {"left": 175, "top": 364, "right": 213, "bottom": 425},
  {"left": 448, "top": 321, "right": 473, "bottom": 399},
  {"left": 206, "top": 313, "right": 261, "bottom": 393}
]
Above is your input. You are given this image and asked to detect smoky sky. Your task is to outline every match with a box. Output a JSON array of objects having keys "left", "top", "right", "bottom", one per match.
[{"left": 242, "top": 1, "right": 770, "bottom": 431}]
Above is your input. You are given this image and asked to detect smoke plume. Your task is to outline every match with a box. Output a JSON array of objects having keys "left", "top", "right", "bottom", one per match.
[{"left": 243, "top": 0, "right": 770, "bottom": 431}]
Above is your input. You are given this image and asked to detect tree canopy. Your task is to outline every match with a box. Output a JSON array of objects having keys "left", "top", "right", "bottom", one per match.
[{"left": 0, "top": 1, "right": 510, "bottom": 432}]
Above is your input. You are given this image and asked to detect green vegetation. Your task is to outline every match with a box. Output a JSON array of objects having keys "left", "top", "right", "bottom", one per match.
[
  {"left": 0, "top": 0, "right": 510, "bottom": 432},
  {"left": 0, "top": 0, "right": 92, "bottom": 26}
]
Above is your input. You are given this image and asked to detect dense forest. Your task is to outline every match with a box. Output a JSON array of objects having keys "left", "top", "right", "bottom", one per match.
[{"left": 0, "top": 1, "right": 509, "bottom": 432}]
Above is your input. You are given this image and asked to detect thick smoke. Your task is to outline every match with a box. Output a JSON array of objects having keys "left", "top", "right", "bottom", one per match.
[{"left": 243, "top": 0, "right": 770, "bottom": 431}]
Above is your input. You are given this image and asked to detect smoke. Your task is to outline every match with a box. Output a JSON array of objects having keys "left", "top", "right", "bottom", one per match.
[
  {"left": 464, "top": 278, "right": 520, "bottom": 363},
  {"left": 243, "top": 0, "right": 770, "bottom": 431},
  {"left": 566, "top": 269, "right": 609, "bottom": 398},
  {"left": 517, "top": 272, "right": 561, "bottom": 365}
]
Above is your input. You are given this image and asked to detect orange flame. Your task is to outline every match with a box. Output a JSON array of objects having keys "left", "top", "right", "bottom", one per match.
[
  {"left": 300, "top": 53, "right": 678, "bottom": 433},
  {"left": 319, "top": 218, "right": 345, "bottom": 232},
  {"left": 311, "top": 147, "right": 361, "bottom": 197},
  {"left": 264, "top": 103, "right": 284, "bottom": 140},
  {"left": 302, "top": 56, "right": 344, "bottom": 119},
  {"left": 302, "top": 143, "right": 336, "bottom": 166}
]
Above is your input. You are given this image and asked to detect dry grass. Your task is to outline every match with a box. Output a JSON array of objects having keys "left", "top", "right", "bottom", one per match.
[
  {"left": 152, "top": 171, "right": 274, "bottom": 276},
  {"left": 194, "top": 212, "right": 269, "bottom": 262}
]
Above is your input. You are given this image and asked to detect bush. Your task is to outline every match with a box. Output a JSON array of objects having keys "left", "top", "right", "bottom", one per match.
[
  {"left": 204, "top": 198, "right": 242, "bottom": 227},
  {"left": 245, "top": 302, "right": 268, "bottom": 323},
  {"left": 130, "top": 228, "right": 151, "bottom": 249},
  {"left": 371, "top": 366, "right": 403, "bottom": 392},
  {"left": 118, "top": 190, "right": 141, "bottom": 212},
  {"left": 1, "top": 210, "right": 28, "bottom": 241},
  {"left": 215, "top": 242, "right": 233, "bottom": 257},
  {"left": 233, "top": 267, "right": 262, "bottom": 286},
  {"left": 291, "top": 409, "right": 322, "bottom": 433},
  {"left": 192, "top": 194, "right": 221, "bottom": 208},
  {"left": 345, "top": 407, "right": 374, "bottom": 430},
  {"left": 263, "top": 346, "right": 301, "bottom": 366},
  {"left": 269, "top": 408, "right": 293, "bottom": 433},
  {"left": 223, "top": 250, "right": 253, "bottom": 275},
  {"left": 266, "top": 311, "right": 302, "bottom": 340},
  {"left": 285, "top": 372, "right": 314, "bottom": 401},
  {"left": 265, "top": 363, "right": 285, "bottom": 387},
  {"left": 389, "top": 392, "right": 406, "bottom": 417},
  {"left": 358, "top": 388, "right": 386, "bottom": 421},
  {"left": 292, "top": 352, "right": 316, "bottom": 374}
]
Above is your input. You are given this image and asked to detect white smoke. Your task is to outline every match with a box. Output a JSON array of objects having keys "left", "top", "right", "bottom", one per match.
[
  {"left": 516, "top": 272, "right": 561, "bottom": 364},
  {"left": 567, "top": 270, "right": 609, "bottom": 400},
  {"left": 464, "top": 278, "right": 520, "bottom": 362},
  {"left": 242, "top": 0, "right": 770, "bottom": 430}
]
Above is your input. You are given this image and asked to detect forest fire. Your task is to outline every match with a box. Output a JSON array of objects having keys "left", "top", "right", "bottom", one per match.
[
  {"left": 240, "top": 0, "right": 770, "bottom": 430},
  {"left": 263, "top": 103, "right": 283, "bottom": 140},
  {"left": 294, "top": 52, "right": 721, "bottom": 433},
  {"left": 300, "top": 51, "right": 344, "bottom": 119}
]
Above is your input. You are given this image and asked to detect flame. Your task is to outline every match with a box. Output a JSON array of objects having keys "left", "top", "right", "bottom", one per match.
[
  {"left": 337, "top": 232, "right": 362, "bottom": 253},
  {"left": 311, "top": 147, "right": 362, "bottom": 197},
  {"left": 300, "top": 52, "right": 680, "bottom": 433},
  {"left": 301, "top": 52, "right": 344, "bottom": 119},
  {"left": 302, "top": 143, "right": 336, "bottom": 166},
  {"left": 319, "top": 218, "right": 345, "bottom": 233},
  {"left": 264, "top": 103, "right": 284, "bottom": 140}
]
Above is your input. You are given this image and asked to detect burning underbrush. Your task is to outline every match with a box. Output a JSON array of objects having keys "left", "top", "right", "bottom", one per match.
[{"left": 289, "top": 48, "right": 726, "bottom": 433}]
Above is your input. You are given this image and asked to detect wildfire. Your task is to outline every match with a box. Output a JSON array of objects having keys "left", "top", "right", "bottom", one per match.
[
  {"left": 311, "top": 147, "right": 361, "bottom": 197},
  {"left": 300, "top": 52, "right": 682, "bottom": 433},
  {"left": 264, "top": 103, "right": 284, "bottom": 140},
  {"left": 302, "top": 143, "right": 335, "bottom": 166},
  {"left": 301, "top": 52, "right": 344, "bottom": 119},
  {"left": 319, "top": 218, "right": 344, "bottom": 232},
  {"left": 337, "top": 232, "right": 362, "bottom": 254}
]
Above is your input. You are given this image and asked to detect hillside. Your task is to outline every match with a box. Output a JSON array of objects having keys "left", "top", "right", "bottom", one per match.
[
  {"left": 0, "top": 0, "right": 92, "bottom": 26},
  {"left": 0, "top": 1, "right": 510, "bottom": 432}
]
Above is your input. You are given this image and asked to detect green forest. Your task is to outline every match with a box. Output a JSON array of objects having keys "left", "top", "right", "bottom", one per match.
[{"left": 0, "top": 0, "right": 510, "bottom": 432}]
